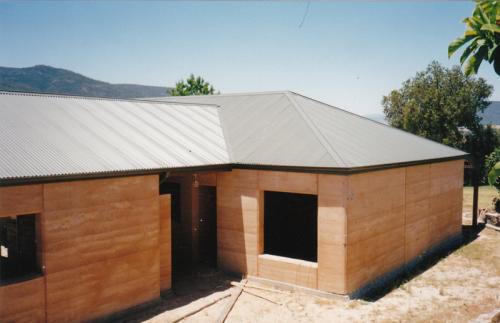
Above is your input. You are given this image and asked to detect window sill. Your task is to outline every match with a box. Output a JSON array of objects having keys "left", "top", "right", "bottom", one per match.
[{"left": 258, "top": 254, "right": 318, "bottom": 268}]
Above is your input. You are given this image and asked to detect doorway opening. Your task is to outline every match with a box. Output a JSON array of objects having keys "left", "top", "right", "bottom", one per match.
[
  {"left": 160, "top": 178, "right": 218, "bottom": 287},
  {"left": 159, "top": 181, "right": 185, "bottom": 281},
  {"left": 198, "top": 185, "right": 217, "bottom": 267}
]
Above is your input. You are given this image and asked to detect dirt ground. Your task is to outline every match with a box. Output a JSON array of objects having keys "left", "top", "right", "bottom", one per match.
[{"left": 121, "top": 224, "right": 499, "bottom": 323}]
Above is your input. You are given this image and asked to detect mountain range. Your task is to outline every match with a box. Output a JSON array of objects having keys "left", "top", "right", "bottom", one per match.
[
  {"left": 1, "top": 65, "right": 499, "bottom": 126},
  {"left": 0, "top": 65, "right": 170, "bottom": 99},
  {"left": 479, "top": 101, "right": 500, "bottom": 125},
  {"left": 365, "top": 102, "right": 500, "bottom": 126}
]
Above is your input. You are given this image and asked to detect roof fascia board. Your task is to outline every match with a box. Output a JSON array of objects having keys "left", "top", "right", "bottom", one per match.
[
  {"left": 0, "top": 164, "right": 233, "bottom": 187},
  {"left": 0, "top": 155, "right": 467, "bottom": 187},
  {"left": 233, "top": 155, "right": 467, "bottom": 174}
]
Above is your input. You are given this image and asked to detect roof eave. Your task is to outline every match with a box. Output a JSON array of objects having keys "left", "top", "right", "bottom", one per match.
[{"left": 0, "top": 155, "right": 468, "bottom": 187}]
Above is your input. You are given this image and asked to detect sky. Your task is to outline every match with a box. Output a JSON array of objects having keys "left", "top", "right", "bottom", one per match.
[{"left": 1, "top": 1, "right": 499, "bottom": 115}]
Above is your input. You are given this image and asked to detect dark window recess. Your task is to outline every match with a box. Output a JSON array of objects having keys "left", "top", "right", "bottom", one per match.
[
  {"left": 264, "top": 191, "right": 318, "bottom": 262},
  {"left": 0, "top": 214, "right": 40, "bottom": 283},
  {"left": 160, "top": 181, "right": 181, "bottom": 223}
]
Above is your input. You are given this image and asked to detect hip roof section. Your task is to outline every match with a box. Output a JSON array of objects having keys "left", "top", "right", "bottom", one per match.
[{"left": 158, "top": 91, "right": 467, "bottom": 168}]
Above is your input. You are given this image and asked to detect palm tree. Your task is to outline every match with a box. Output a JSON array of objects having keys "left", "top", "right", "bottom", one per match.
[{"left": 448, "top": 1, "right": 500, "bottom": 76}]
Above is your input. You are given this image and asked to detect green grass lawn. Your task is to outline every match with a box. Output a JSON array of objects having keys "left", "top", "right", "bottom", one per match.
[{"left": 462, "top": 185, "right": 497, "bottom": 213}]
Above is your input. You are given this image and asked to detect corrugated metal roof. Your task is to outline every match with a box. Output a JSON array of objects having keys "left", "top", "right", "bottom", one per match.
[
  {"left": 0, "top": 91, "right": 229, "bottom": 181},
  {"left": 0, "top": 90, "right": 467, "bottom": 183},
  {"left": 156, "top": 91, "right": 467, "bottom": 168}
]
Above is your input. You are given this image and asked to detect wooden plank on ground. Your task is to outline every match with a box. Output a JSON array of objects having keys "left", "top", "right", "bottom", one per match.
[
  {"left": 242, "top": 289, "right": 281, "bottom": 305},
  {"left": 230, "top": 281, "right": 288, "bottom": 294},
  {"left": 171, "top": 292, "right": 231, "bottom": 323},
  {"left": 216, "top": 279, "right": 247, "bottom": 323}
]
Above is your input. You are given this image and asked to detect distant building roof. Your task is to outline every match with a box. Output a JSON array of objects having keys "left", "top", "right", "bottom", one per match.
[{"left": 0, "top": 90, "right": 466, "bottom": 184}]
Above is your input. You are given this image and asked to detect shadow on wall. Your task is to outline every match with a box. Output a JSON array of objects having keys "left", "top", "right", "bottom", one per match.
[
  {"left": 216, "top": 177, "right": 257, "bottom": 276},
  {"left": 357, "top": 225, "right": 484, "bottom": 302}
]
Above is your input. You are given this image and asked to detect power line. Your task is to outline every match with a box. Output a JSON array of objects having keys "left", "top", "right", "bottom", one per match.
[{"left": 298, "top": 1, "right": 311, "bottom": 28}]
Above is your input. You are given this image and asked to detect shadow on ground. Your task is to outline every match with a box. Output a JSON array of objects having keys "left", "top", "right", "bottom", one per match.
[
  {"left": 358, "top": 224, "right": 485, "bottom": 302},
  {"left": 117, "top": 266, "right": 238, "bottom": 323},
  {"left": 100, "top": 226, "right": 487, "bottom": 322}
]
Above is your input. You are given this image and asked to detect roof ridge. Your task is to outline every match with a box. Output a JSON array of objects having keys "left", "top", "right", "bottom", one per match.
[
  {"left": 0, "top": 90, "right": 220, "bottom": 107},
  {"left": 151, "top": 90, "right": 291, "bottom": 100},
  {"left": 288, "top": 91, "right": 390, "bottom": 126},
  {"left": 215, "top": 107, "right": 234, "bottom": 162},
  {"left": 285, "top": 92, "right": 348, "bottom": 167}
]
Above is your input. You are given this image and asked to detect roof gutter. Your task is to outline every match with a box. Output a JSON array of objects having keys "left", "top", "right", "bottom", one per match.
[
  {"left": 0, "top": 164, "right": 233, "bottom": 187},
  {"left": 233, "top": 155, "right": 469, "bottom": 175}
]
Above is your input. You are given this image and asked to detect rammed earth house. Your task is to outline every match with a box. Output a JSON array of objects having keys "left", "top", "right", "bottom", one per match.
[{"left": 0, "top": 91, "right": 466, "bottom": 322}]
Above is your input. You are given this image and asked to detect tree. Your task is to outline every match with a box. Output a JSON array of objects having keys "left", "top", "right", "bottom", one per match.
[
  {"left": 462, "top": 124, "right": 499, "bottom": 183},
  {"left": 383, "top": 61, "right": 497, "bottom": 182},
  {"left": 169, "top": 74, "right": 216, "bottom": 96},
  {"left": 448, "top": 0, "right": 500, "bottom": 76},
  {"left": 383, "top": 62, "right": 492, "bottom": 147},
  {"left": 485, "top": 147, "right": 500, "bottom": 188},
  {"left": 487, "top": 162, "right": 500, "bottom": 190}
]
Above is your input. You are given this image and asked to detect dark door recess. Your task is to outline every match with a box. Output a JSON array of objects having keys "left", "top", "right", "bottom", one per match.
[{"left": 198, "top": 186, "right": 217, "bottom": 267}]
